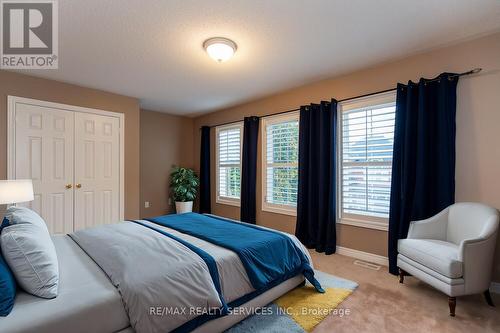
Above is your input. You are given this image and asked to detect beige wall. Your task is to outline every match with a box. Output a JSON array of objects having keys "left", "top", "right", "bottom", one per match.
[
  {"left": 0, "top": 71, "right": 196, "bottom": 220},
  {"left": 0, "top": 70, "right": 141, "bottom": 219},
  {"left": 1, "top": 33, "right": 498, "bottom": 281},
  {"left": 140, "top": 109, "right": 194, "bottom": 218},
  {"left": 193, "top": 33, "right": 500, "bottom": 280}
]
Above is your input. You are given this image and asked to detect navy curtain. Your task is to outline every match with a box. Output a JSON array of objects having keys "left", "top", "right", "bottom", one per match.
[
  {"left": 199, "top": 126, "right": 211, "bottom": 214},
  {"left": 388, "top": 73, "right": 458, "bottom": 274},
  {"left": 296, "top": 100, "right": 337, "bottom": 254},
  {"left": 240, "top": 116, "right": 260, "bottom": 223}
]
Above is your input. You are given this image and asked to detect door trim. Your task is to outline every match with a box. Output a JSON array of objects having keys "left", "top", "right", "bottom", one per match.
[{"left": 7, "top": 96, "right": 125, "bottom": 221}]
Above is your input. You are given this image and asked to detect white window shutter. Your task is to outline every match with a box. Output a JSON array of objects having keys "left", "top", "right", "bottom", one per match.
[
  {"left": 217, "top": 125, "right": 242, "bottom": 200},
  {"left": 341, "top": 103, "right": 395, "bottom": 218},
  {"left": 264, "top": 117, "right": 299, "bottom": 207}
]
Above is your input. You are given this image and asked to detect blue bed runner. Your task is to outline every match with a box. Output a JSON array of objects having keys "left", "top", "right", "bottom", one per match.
[{"left": 146, "top": 213, "right": 324, "bottom": 293}]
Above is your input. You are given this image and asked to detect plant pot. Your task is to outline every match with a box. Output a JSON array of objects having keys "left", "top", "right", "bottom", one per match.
[{"left": 175, "top": 201, "right": 193, "bottom": 214}]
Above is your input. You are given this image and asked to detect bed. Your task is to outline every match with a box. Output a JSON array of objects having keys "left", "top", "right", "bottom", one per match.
[{"left": 0, "top": 213, "right": 320, "bottom": 333}]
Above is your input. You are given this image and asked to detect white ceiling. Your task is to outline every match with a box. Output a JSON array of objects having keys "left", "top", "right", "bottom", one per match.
[{"left": 15, "top": 0, "right": 500, "bottom": 116}]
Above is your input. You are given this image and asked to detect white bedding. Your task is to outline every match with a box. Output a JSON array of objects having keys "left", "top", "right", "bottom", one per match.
[
  {"left": 0, "top": 235, "right": 129, "bottom": 333},
  {"left": 69, "top": 219, "right": 314, "bottom": 332},
  {"left": 0, "top": 218, "right": 310, "bottom": 333},
  {"left": 140, "top": 220, "right": 255, "bottom": 303}
]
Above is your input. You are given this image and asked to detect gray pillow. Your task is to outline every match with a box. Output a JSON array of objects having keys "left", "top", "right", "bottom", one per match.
[
  {"left": 4, "top": 206, "right": 49, "bottom": 231},
  {"left": 1, "top": 207, "right": 59, "bottom": 298}
]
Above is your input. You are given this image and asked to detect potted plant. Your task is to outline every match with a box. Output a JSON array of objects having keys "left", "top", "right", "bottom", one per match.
[{"left": 170, "top": 166, "right": 199, "bottom": 214}]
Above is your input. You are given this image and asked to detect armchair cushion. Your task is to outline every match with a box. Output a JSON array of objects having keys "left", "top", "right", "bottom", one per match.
[{"left": 398, "top": 239, "right": 462, "bottom": 278}]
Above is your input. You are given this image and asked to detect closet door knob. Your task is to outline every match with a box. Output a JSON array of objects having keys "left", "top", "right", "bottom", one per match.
[
  {"left": 65, "top": 184, "right": 72, "bottom": 189},
  {"left": 75, "top": 184, "right": 82, "bottom": 189}
]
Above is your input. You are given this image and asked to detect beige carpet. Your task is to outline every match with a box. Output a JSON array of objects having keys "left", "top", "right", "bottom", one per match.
[{"left": 309, "top": 251, "right": 500, "bottom": 333}]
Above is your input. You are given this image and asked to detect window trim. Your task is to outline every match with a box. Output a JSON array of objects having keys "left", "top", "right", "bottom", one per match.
[
  {"left": 261, "top": 112, "right": 299, "bottom": 216},
  {"left": 215, "top": 122, "right": 244, "bottom": 207},
  {"left": 337, "top": 90, "right": 396, "bottom": 231}
]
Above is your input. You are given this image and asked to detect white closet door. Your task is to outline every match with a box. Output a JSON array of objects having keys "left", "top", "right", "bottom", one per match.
[
  {"left": 14, "top": 103, "right": 75, "bottom": 234},
  {"left": 74, "top": 112, "right": 120, "bottom": 230}
]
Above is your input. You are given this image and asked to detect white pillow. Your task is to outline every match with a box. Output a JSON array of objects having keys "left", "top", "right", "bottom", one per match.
[
  {"left": 4, "top": 206, "right": 49, "bottom": 231},
  {"left": 1, "top": 207, "right": 59, "bottom": 298}
]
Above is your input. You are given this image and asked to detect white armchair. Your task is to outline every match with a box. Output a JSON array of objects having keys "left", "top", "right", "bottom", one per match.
[{"left": 397, "top": 202, "right": 499, "bottom": 316}]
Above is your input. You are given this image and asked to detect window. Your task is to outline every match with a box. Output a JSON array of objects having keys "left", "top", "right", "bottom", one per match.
[
  {"left": 216, "top": 123, "right": 243, "bottom": 206},
  {"left": 262, "top": 113, "right": 299, "bottom": 215},
  {"left": 339, "top": 91, "right": 396, "bottom": 230}
]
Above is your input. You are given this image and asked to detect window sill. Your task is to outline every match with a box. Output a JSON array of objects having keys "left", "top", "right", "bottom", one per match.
[
  {"left": 216, "top": 197, "right": 241, "bottom": 207},
  {"left": 262, "top": 204, "right": 296, "bottom": 217},
  {"left": 338, "top": 217, "right": 388, "bottom": 231}
]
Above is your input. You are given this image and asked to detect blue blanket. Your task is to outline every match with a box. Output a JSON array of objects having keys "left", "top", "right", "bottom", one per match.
[{"left": 147, "top": 213, "right": 324, "bottom": 293}]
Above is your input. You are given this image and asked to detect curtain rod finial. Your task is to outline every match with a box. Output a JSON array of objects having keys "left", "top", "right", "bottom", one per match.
[{"left": 471, "top": 68, "right": 482, "bottom": 74}]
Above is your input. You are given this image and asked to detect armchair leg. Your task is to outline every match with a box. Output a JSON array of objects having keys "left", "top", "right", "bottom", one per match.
[
  {"left": 484, "top": 290, "right": 495, "bottom": 307},
  {"left": 448, "top": 297, "right": 456, "bottom": 317},
  {"left": 398, "top": 268, "right": 409, "bottom": 284}
]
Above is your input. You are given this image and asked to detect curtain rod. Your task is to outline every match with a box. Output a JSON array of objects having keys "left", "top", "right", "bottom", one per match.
[{"left": 203, "top": 68, "right": 482, "bottom": 129}]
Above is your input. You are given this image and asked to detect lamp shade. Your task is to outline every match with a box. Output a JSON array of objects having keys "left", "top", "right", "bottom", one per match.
[{"left": 0, "top": 180, "right": 34, "bottom": 205}]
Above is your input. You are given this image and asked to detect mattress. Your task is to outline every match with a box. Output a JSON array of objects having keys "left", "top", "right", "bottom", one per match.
[{"left": 0, "top": 235, "right": 130, "bottom": 333}]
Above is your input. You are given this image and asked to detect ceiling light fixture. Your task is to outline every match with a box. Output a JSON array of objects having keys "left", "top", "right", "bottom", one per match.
[{"left": 203, "top": 37, "right": 237, "bottom": 63}]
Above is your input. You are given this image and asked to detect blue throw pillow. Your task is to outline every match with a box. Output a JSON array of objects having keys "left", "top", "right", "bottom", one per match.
[{"left": 0, "top": 253, "right": 16, "bottom": 316}]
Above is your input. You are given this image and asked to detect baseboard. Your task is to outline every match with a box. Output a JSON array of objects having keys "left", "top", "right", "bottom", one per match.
[
  {"left": 336, "top": 246, "right": 389, "bottom": 267},
  {"left": 491, "top": 282, "right": 500, "bottom": 294}
]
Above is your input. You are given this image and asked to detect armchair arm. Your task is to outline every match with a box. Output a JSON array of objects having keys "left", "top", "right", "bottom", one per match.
[
  {"left": 407, "top": 207, "right": 449, "bottom": 240},
  {"left": 458, "top": 216, "right": 499, "bottom": 261},
  {"left": 459, "top": 231, "right": 498, "bottom": 294},
  {"left": 458, "top": 236, "right": 494, "bottom": 261}
]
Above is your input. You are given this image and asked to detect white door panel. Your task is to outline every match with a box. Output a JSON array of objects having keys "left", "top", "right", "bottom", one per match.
[
  {"left": 14, "top": 103, "right": 74, "bottom": 234},
  {"left": 9, "top": 97, "right": 123, "bottom": 234},
  {"left": 74, "top": 112, "right": 120, "bottom": 230}
]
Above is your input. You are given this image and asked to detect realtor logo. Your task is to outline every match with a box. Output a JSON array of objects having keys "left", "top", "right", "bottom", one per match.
[{"left": 1, "top": 0, "right": 58, "bottom": 68}]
